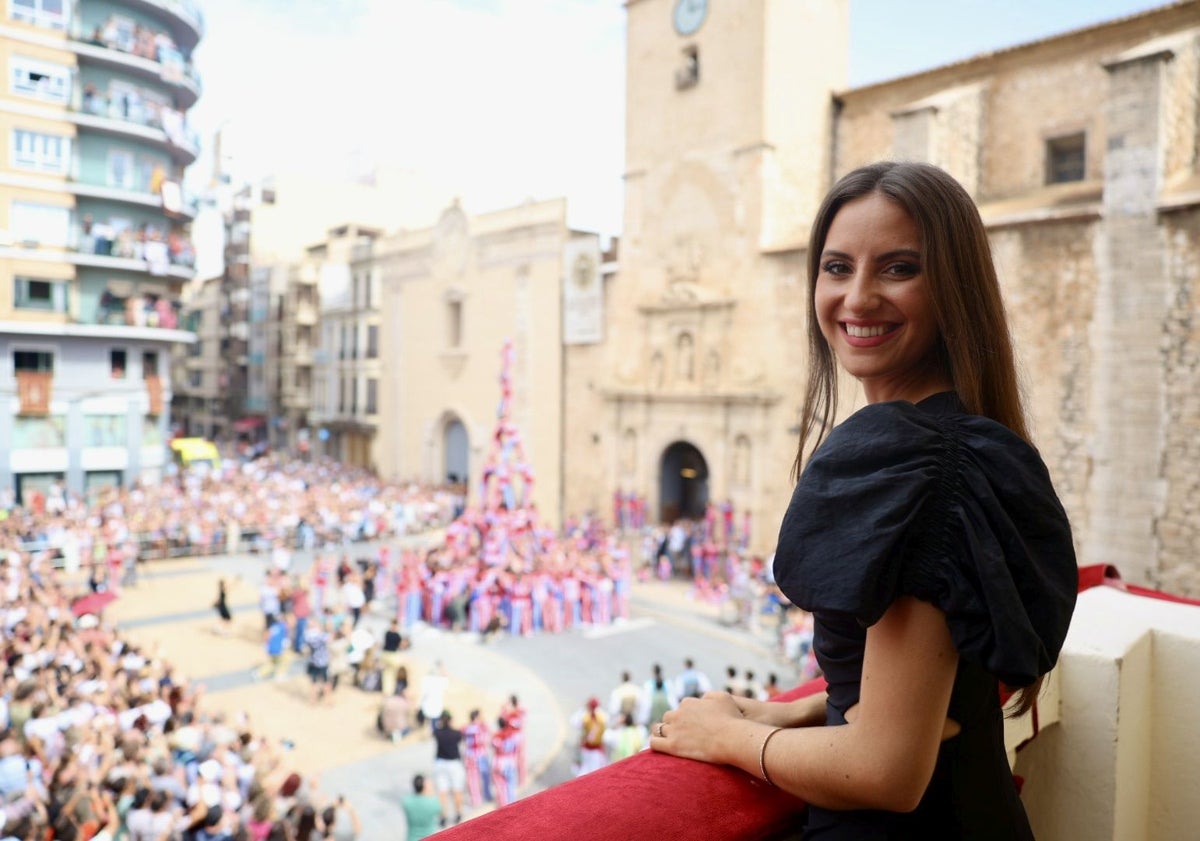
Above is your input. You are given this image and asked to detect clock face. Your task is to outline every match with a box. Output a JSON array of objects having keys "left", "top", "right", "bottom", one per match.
[{"left": 673, "top": 0, "right": 708, "bottom": 37}]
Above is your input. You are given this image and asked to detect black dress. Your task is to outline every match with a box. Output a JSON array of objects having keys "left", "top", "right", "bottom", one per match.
[{"left": 773, "top": 392, "right": 1078, "bottom": 840}]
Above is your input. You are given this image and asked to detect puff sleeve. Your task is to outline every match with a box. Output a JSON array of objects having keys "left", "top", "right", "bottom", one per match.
[{"left": 773, "top": 400, "right": 1078, "bottom": 687}]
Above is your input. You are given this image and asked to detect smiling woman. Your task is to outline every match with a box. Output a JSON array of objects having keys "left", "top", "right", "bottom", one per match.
[{"left": 649, "top": 162, "right": 1079, "bottom": 839}]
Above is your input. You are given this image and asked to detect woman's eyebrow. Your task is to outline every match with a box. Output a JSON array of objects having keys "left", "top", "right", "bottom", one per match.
[{"left": 820, "top": 248, "right": 921, "bottom": 261}]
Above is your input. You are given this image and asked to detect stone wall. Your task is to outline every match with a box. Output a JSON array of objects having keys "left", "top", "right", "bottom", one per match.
[{"left": 1159, "top": 207, "right": 1200, "bottom": 596}]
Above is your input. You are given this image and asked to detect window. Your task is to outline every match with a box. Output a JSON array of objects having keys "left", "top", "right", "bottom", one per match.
[
  {"left": 188, "top": 370, "right": 201, "bottom": 387},
  {"left": 366, "top": 378, "right": 378, "bottom": 414},
  {"left": 11, "top": 0, "right": 67, "bottom": 30},
  {"left": 447, "top": 300, "right": 463, "bottom": 348},
  {"left": 367, "top": 324, "right": 379, "bottom": 359},
  {"left": 350, "top": 378, "right": 358, "bottom": 414},
  {"left": 11, "top": 202, "right": 69, "bottom": 247},
  {"left": 338, "top": 376, "right": 346, "bottom": 413},
  {"left": 142, "top": 351, "right": 158, "bottom": 377},
  {"left": 339, "top": 325, "right": 348, "bottom": 360},
  {"left": 14, "top": 277, "right": 67, "bottom": 312},
  {"left": 14, "top": 350, "right": 53, "bottom": 372},
  {"left": 11, "top": 57, "right": 70, "bottom": 103},
  {"left": 110, "top": 349, "right": 127, "bottom": 379},
  {"left": 350, "top": 325, "right": 358, "bottom": 360},
  {"left": 1046, "top": 133, "right": 1085, "bottom": 184},
  {"left": 12, "top": 130, "right": 71, "bottom": 174},
  {"left": 675, "top": 46, "right": 700, "bottom": 90}
]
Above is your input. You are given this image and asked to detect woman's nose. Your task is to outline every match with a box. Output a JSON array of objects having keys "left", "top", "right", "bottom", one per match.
[{"left": 843, "top": 272, "right": 878, "bottom": 313}]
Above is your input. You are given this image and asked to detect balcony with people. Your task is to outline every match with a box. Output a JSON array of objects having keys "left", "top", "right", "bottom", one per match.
[
  {"left": 68, "top": 13, "right": 202, "bottom": 106},
  {"left": 68, "top": 159, "right": 199, "bottom": 219},
  {"left": 90, "top": 287, "right": 181, "bottom": 331},
  {"left": 121, "top": 0, "right": 205, "bottom": 50},
  {"left": 72, "top": 80, "right": 200, "bottom": 163},
  {"left": 70, "top": 213, "right": 195, "bottom": 277}
]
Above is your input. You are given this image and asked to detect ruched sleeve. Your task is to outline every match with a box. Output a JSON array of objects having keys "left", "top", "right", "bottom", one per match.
[{"left": 773, "top": 398, "right": 1078, "bottom": 687}]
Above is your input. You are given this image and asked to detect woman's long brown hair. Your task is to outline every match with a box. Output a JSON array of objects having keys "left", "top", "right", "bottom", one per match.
[{"left": 793, "top": 161, "right": 1041, "bottom": 716}]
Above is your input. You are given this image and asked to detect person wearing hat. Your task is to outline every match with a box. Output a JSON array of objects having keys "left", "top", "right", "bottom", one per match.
[{"left": 574, "top": 697, "right": 608, "bottom": 776}]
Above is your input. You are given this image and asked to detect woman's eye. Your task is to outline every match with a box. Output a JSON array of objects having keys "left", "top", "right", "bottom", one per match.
[
  {"left": 885, "top": 262, "right": 919, "bottom": 278},
  {"left": 821, "top": 261, "right": 850, "bottom": 275}
]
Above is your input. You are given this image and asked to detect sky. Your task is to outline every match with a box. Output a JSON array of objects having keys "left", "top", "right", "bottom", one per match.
[{"left": 186, "top": 0, "right": 1172, "bottom": 240}]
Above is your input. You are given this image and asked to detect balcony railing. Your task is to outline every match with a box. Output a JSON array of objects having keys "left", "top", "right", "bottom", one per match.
[
  {"left": 70, "top": 89, "right": 200, "bottom": 162},
  {"left": 436, "top": 680, "right": 822, "bottom": 841},
  {"left": 122, "top": 0, "right": 205, "bottom": 47},
  {"left": 67, "top": 173, "right": 199, "bottom": 219}
]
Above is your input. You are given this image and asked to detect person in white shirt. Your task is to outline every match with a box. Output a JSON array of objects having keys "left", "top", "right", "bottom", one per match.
[
  {"left": 418, "top": 661, "right": 449, "bottom": 731},
  {"left": 341, "top": 575, "right": 366, "bottom": 628}
]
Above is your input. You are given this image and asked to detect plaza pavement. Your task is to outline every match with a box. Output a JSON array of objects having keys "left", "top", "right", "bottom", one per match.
[{"left": 105, "top": 551, "right": 772, "bottom": 840}]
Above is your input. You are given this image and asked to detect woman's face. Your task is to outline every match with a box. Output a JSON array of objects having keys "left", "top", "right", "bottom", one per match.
[{"left": 814, "top": 192, "right": 949, "bottom": 404}]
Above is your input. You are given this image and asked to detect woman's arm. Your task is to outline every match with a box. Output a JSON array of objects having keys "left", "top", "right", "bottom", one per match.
[{"left": 651, "top": 596, "right": 957, "bottom": 813}]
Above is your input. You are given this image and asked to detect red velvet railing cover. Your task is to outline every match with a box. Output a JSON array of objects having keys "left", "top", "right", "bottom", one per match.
[
  {"left": 431, "top": 565, "right": 1197, "bottom": 839},
  {"left": 431, "top": 680, "right": 825, "bottom": 841}
]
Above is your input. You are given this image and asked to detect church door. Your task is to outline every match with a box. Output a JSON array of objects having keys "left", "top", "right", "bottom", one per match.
[{"left": 659, "top": 441, "right": 709, "bottom": 523}]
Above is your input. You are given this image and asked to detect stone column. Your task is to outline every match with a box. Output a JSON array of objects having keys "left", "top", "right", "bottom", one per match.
[{"left": 1086, "top": 46, "right": 1174, "bottom": 585}]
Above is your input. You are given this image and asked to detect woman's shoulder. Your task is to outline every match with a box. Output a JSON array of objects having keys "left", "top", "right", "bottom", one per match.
[
  {"left": 776, "top": 391, "right": 1077, "bottom": 685},
  {"left": 810, "top": 392, "right": 1047, "bottom": 488}
]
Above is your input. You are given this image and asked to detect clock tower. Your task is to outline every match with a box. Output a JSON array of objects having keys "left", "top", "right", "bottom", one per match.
[{"left": 583, "top": 0, "right": 849, "bottom": 539}]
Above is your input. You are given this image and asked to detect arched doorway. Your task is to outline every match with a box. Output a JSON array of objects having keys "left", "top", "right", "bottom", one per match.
[
  {"left": 443, "top": 417, "right": 469, "bottom": 485},
  {"left": 659, "top": 441, "right": 709, "bottom": 523}
]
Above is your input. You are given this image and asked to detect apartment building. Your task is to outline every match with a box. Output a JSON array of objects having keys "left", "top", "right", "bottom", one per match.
[{"left": 0, "top": 0, "right": 203, "bottom": 499}]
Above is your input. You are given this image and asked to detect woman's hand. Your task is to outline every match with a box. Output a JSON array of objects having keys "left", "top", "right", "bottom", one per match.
[
  {"left": 730, "top": 692, "right": 826, "bottom": 729},
  {"left": 648, "top": 691, "right": 748, "bottom": 765}
]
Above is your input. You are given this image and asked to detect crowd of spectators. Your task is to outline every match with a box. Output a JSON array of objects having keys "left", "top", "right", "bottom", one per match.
[
  {"left": 0, "top": 456, "right": 459, "bottom": 585},
  {"left": 0, "top": 455, "right": 466, "bottom": 840},
  {"left": 0, "top": 541, "right": 363, "bottom": 840}
]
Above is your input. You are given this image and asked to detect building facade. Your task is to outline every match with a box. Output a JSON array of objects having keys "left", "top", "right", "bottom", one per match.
[
  {"left": 172, "top": 167, "right": 441, "bottom": 449},
  {"left": 372, "top": 199, "right": 597, "bottom": 524},
  {"left": 560, "top": 0, "right": 1200, "bottom": 595},
  {"left": 308, "top": 224, "right": 382, "bottom": 467},
  {"left": 0, "top": 0, "right": 202, "bottom": 500}
]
